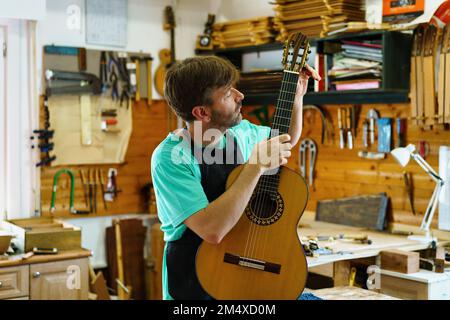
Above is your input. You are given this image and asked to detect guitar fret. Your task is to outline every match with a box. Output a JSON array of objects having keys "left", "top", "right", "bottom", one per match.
[
  {"left": 277, "top": 98, "right": 295, "bottom": 104},
  {"left": 273, "top": 115, "right": 292, "bottom": 120}
]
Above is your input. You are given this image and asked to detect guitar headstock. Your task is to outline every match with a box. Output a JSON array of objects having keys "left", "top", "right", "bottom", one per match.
[
  {"left": 164, "top": 5, "right": 175, "bottom": 31},
  {"left": 281, "top": 32, "right": 310, "bottom": 73}
]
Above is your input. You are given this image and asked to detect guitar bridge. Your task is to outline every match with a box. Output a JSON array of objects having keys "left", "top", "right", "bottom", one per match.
[{"left": 223, "top": 253, "right": 281, "bottom": 274}]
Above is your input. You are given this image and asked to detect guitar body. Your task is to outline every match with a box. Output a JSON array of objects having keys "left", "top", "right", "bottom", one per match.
[
  {"left": 196, "top": 165, "right": 309, "bottom": 300},
  {"left": 154, "top": 48, "right": 171, "bottom": 97}
]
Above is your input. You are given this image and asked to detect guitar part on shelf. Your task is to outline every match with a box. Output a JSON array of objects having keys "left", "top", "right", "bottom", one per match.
[
  {"left": 423, "top": 24, "right": 438, "bottom": 129},
  {"left": 155, "top": 5, "right": 176, "bottom": 97},
  {"left": 438, "top": 23, "right": 450, "bottom": 125},
  {"left": 195, "top": 32, "right": 311, "bottom": 299}
]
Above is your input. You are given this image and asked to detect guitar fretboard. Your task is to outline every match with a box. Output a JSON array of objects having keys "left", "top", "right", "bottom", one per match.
[{"left": 258, "top": 70, "right": 299, "bottom": 196}]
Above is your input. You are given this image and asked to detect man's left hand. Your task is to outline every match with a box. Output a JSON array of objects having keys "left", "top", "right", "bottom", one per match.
[{"left": 296, "top": 64, "right": 321, "bottom": 98}]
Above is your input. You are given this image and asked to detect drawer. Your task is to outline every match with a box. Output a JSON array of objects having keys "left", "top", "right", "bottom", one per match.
[{"left": 0, "top": 265, "right": 29, "bottom": 299}]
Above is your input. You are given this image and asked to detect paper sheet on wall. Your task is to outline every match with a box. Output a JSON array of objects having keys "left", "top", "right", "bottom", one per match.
[
  {"left": 47, "top": 95, "right": 132, "bottom": 165},
  {"left": 86, "top": 0, "right": 127, "bottom": 47},
  {"left": 439, "top": 146, "right": 450, "bottom": 231}
]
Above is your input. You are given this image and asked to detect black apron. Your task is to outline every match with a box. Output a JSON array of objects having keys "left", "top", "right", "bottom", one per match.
[{"left": 166, "top": 132, "right": 244, "bottom": 300}]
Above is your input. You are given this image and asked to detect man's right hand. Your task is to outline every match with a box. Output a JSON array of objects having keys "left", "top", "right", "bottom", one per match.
[{"left": 248, "top": 134, "right": 292, "bottom": 174}]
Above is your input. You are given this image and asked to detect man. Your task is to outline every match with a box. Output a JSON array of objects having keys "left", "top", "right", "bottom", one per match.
[{"left": 151, "top": 55, "right": 320, "bottom": 300}]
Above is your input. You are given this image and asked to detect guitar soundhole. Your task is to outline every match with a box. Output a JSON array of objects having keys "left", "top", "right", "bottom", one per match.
[{"left": 245, "top": 192, "right": 284, "bottom": 226}]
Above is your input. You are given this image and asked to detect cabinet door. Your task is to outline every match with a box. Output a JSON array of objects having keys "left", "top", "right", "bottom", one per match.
[
  {"left": 0, "top": 265, "right": 29, "bottom": 299},
  {"left": 30, "top": 258, "right": 88, "bottom": 300}
]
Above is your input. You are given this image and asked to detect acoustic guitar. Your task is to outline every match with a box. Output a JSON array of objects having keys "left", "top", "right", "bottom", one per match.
[
  {"left": 155, "top": 5, "right": 176, "bottom": 97},
  {"left": 195, "top": 32, "right": 311, "bottom": 300}
]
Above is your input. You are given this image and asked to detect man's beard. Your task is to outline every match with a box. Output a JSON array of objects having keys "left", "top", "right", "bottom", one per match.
[{"left": 210, "top": 103, "right": 242, "bottom": 131}]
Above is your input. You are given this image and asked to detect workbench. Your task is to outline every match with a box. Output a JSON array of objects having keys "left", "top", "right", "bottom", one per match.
[
  {"left": 298, "top": 211, "right": 448, "bottom": 290},
  {"left": 0, "top": 249, "right": 91, "bottom": 300},
  {"left": 299, "top": 215, "right": 432, "bottom": 269}
]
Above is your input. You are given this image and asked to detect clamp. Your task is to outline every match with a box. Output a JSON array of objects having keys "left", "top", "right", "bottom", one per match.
[
  {"left": 50, "top": 169, "right": 89, "bottom": 214},
  {"left": 299, "top": 138, "right": 317, "bottom": 187}
]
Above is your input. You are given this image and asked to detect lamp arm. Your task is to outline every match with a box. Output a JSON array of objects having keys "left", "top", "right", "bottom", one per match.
[
  {"left": 411, "top": 153, "right": 443, "bottom": 183},
  {"left": 421, "top": 182, "right": 443, "bottom": 231}
]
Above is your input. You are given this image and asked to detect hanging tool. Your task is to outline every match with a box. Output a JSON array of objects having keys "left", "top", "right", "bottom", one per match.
[
  {"left": 346, "top": 107, "right": 353, "bottom": 149},
  {"left": 105, "top": 168, "right": 119, "bottom": 201},
  {"left": 99, "top": 51, "right": 108, "bottom": 93},
  {"left": 396, "top": 118, "right": 406, "bottom": 148},
  {"left": 45, "top": 69, "right": 101, "bottom": 96},
  {"left": 367, "top": 108, "right": 379, "bottom": 145},
  {"left": 36, "top": 155, "right": 56, "bottom": 167},
  {"left": 358, "top": 151, "right": 386, "bottom": 160},
  {"left": 93, "top": 168, "right": 98, "bottom": 213},
  {"left": 88, "top": 169, "right": 94, "bottom": 213},
  {"left": 338, "top": 108, "right": 345, "bottom": 149},
  {"left": 44, "top": 45, "right": 86, "bottom": 71},
  {"left": 98, "top": 169, "right": 108, "bottom": 211},
  {"left": 304, "top": 105, "right": 333, "bottom": 145},
  {"left": 130, "top": 56, "right": 141, "bottom": 102},
  {"left": 79, "top": 169, "right": 89, "bottom": 209},
  {"left": 403, "top": 171, "right": 416, "bottom": 215},
  {"left": 377, "top": 118, "right": 392, "bottom": 153},
  {"left": 349, "top": 267, "right": 357, "bottom": 287},
  {"left": 50, "top": 169, "right": 89, "bottom": 214},
  {"left": 299, "top": 138, "right": 317, "bottom": 187},
  {"left": 145, "top": 56, "right": 154, "bottom": 106},
  {"left": 418, "top": 140, "right": 430, "bottom": 159},
  {"left": 362, "top": 120, "right": 369, "bottom": 148}
]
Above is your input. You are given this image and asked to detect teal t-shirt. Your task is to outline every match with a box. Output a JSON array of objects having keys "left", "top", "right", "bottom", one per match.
[{"left": 150, "top": 119, "right": 270, "bottom": 300}]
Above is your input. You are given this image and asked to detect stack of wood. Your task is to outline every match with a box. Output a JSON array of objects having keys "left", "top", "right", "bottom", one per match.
[
  {"left": 272, "top": 0, "right": 366, "bottom": 40},
  {"left": 327, "top": 0, "right": 367, "bottom": 35},
  {"left": 238, "top": 70, "right": 283, "bottom": 94},
  {"left": 212, "top": 17, "right": 276, "bottom": 49}
]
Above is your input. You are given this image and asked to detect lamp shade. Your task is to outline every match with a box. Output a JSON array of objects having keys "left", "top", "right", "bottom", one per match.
[{"left": 391, "top": 144, "right": 416, "bottom": 167}]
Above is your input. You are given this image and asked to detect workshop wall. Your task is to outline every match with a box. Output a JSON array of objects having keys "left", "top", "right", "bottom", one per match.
[
  {"left": 36, "top": 0, "right": 226, "bottom": 99},
  {"left": 40, "top": 99, "right": 176, "bottom": 219},
  {"left": 242, "top": 103, "right": 449, "bottom": 230}
]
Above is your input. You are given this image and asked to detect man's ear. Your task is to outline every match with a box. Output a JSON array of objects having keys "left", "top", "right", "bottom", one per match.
[{"left": 191, "top": 106, "right": 211, "bottom": 122}]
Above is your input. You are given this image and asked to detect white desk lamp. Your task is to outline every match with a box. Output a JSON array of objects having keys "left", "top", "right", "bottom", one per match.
[{"left": 391, "top": 144, "right": 445, "bottom": 243}]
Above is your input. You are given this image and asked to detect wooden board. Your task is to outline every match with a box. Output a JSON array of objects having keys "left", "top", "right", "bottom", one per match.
[
  {"left": 316, "top": 193, "right": 388, "bottom": 230},
  {"left": 309, "top": 286, "right": 399, "bottom": 300}
]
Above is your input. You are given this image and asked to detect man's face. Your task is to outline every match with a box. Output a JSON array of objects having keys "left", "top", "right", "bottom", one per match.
[{"left": 208, "top": 86, "right": 244, "bottom": 131}]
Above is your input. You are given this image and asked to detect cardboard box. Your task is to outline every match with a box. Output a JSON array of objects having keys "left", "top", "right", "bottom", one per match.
[
  {"left": 380, "top": 249, "right": 420, "bottom": 274},
  {"left": 0, "top": 217, "right": 81, "bottom": 253}
]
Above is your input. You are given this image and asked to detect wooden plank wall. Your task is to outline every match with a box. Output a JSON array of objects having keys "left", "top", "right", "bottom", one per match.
[
  {"left": 242, "top": 102, "right": 449, "bottom": 230},
  {"left": 40, "top": 100, "right": 176, "bottom": 219},
  {"left": 41, "top": 97, "right": 449, "bottom": 232}
]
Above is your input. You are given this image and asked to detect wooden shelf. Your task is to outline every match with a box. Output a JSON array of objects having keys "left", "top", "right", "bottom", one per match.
[
  {"left": 242, "top": 89, "right": 410, "bottom": 106},
  {"left": 203, "top": 30, "right": 412, "bottom": 106}
]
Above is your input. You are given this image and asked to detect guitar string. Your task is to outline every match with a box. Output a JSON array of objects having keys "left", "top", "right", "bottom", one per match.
[
  {"left": 247, "top": 70, "right": 293, "bottom": 265},
  {"left": 248, "top": 70, "right": 296, "bottom": 265},
  {"left": 259, "top": 71, "right": 297, "bottom": 264}
]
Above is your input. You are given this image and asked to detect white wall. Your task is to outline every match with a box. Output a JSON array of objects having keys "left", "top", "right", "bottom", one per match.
[{"left": 0, "top": 0, "right": 46, "bottom": 21}]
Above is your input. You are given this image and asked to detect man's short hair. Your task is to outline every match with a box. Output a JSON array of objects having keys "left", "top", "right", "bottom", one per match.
[{"left": 164, "top": 56, "right": 239, "bottom": 122}]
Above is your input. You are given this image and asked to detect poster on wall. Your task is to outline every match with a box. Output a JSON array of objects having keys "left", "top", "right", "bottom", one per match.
[
  {"left": 382, "top": 0, "right": 425, "bottom": 23},
  {"left": 86, "top": 0, "right": 128, "bottom": 47}
]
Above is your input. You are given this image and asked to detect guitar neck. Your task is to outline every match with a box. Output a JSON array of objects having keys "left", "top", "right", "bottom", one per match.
[
  {"left": 270, "top": 70, "right": 299, "bottom": 137},
  {"left": 170, "top": 28, "right": 176, "bottom": 64},
  {"left": 258, "top": 70, "right": 299, "bottom": 195}
]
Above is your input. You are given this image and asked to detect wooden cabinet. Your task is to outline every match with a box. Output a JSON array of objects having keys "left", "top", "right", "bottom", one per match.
[
  {"left": 0, "top": 265, "right": 29, "bottom": 299},
  {"left": 30, "top": 258, "right": 88, "bottom": 300},
  {"left": 0, "top": 251, "right": 90, "bottom": 300}
]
